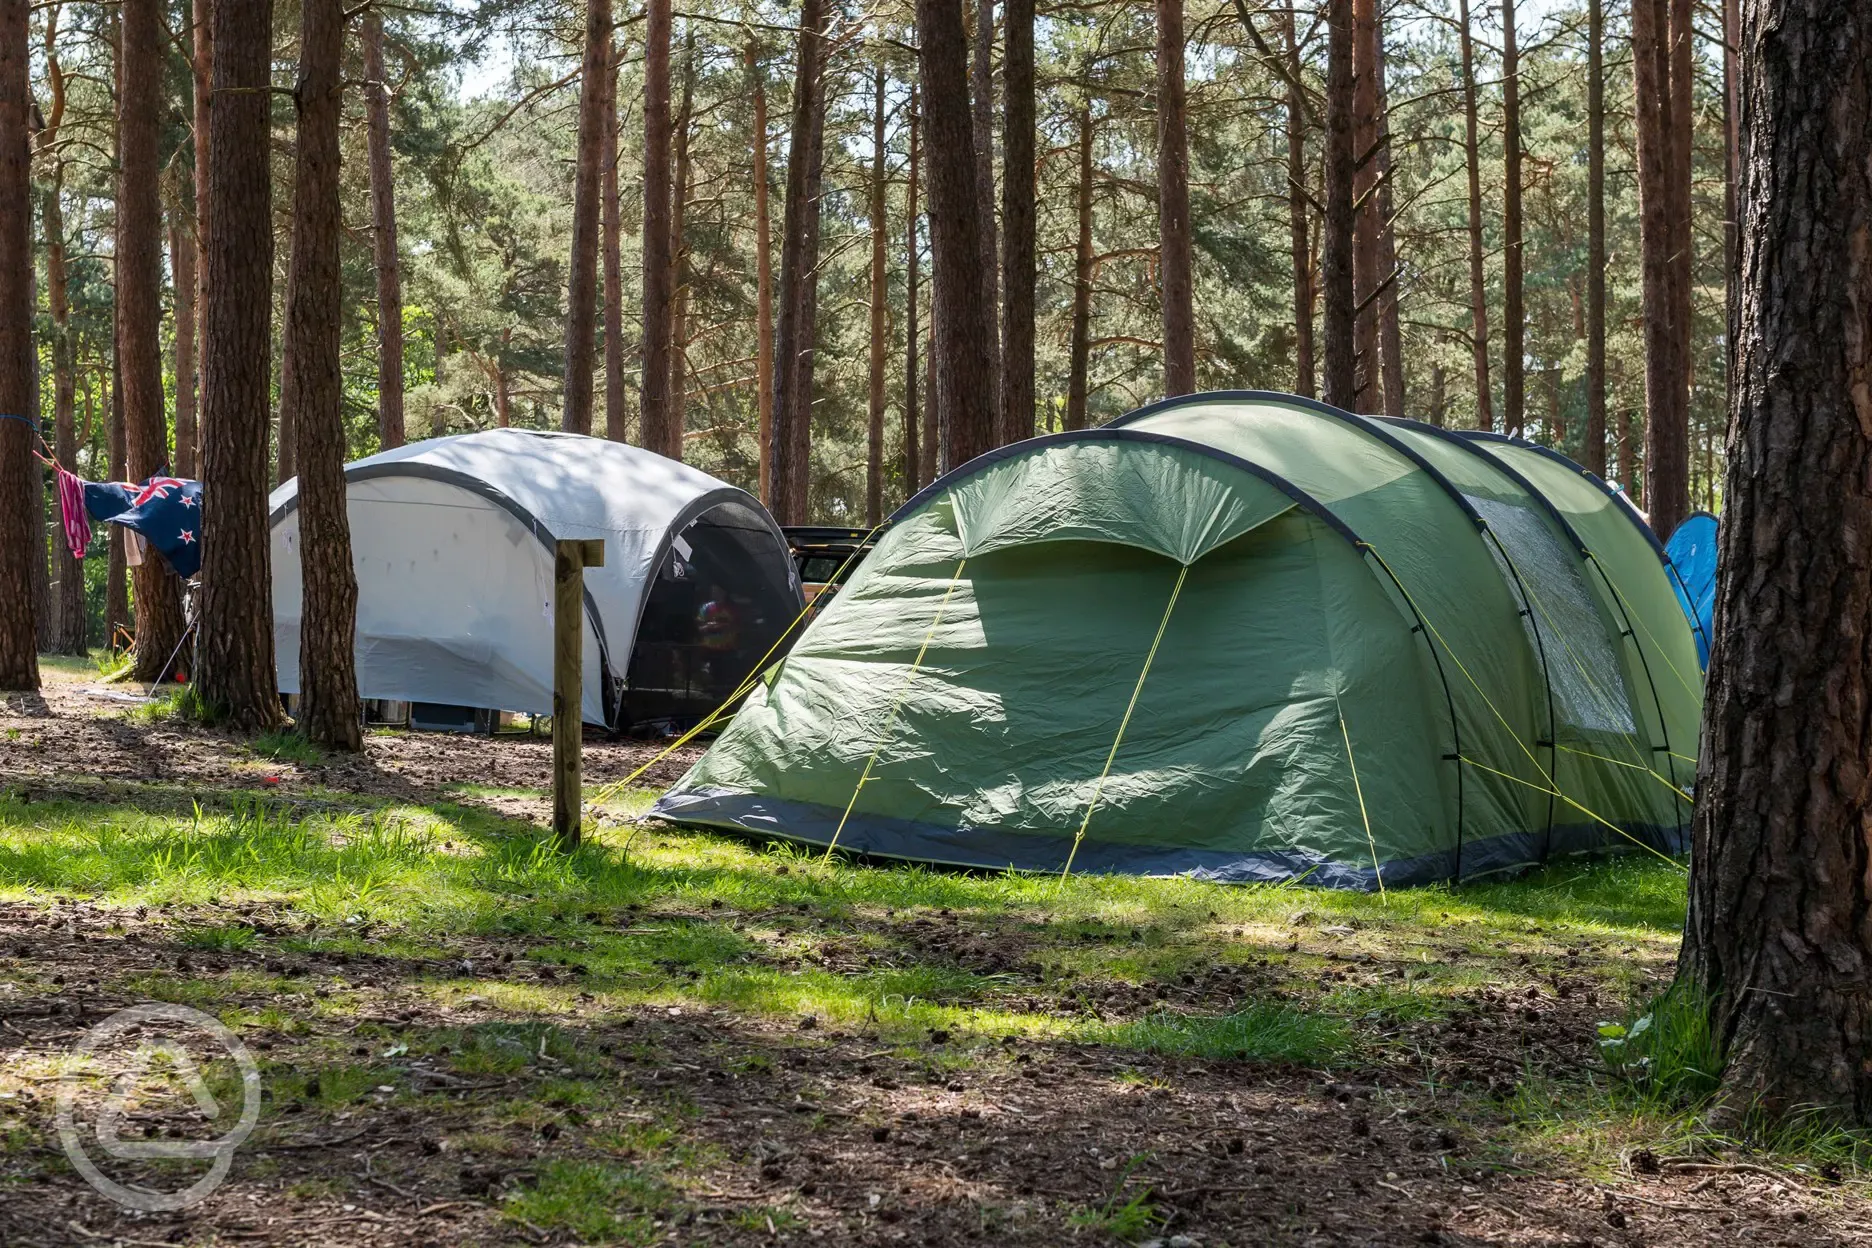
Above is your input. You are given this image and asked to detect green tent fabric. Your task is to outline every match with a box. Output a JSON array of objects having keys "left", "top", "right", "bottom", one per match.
[{"left": 652, "top": 393, "right": 1700, "bottom": 888}]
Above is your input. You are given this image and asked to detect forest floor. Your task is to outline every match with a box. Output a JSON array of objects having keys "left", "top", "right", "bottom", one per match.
[{"left": 1, "top": 657, "right": 1869, "bottom": 1247}]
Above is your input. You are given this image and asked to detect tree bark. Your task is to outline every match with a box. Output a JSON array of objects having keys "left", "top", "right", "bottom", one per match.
[
  {"left": 667, "top": 34, "right": 695, "bottom": 431},
  {"left": 1157, "top": 0, "right": 1196, "bottom": 397},
  {"left": 121, "top": 0, "right": 185, "bottom": 683},
  {"left": 866, "top": 64, "right": 888, "bottom": 527},
  {"left": 197, "top": 0, "right": 283, "bottom": 731},
  {"left": 106, "top": 362, "right": 128, "bottom": 649},
  {"left": 1066, "top": 104, "right": 1094, "bottom": 432},
  {"left": 971, "top": 0, "right": 1002, "bottom": 434},
  {"left": 193, "top": 0, "right": 211, "bottom": 453},
  {"left": 1371, "top": 23, "right": 1404, "bottom": 419},
  {"left": 171, "top": 202, "right": 197, "bottom": 477},
  {"left": 1501, "top": 0, "right": 1525, "bottom": 436},
  {"left": 1457, "top": 0, "right": 1492, "bottom": 429},
  {"left": 1633, "top": 0, "right": 1688, "bottom": 532},
  {"left": 603, "top": 33, "right": 626, "bottom": 441},
  {"left": 0, "top": 0, "right": 33, "bottom": 690},
  {"left": 903, "top": 86, "right": 921, "bottom": 494},
  {"left": 639, "top": 0, "right": 675, "bottom": 455},
  {"left": 1584, "top": 0, "right": 1608, "bottom": 474},
  {"left": 999, "top": 0, "right": 1034, "bottom": 443},
  {"left": 750, "top": 41, "right": 774, "bottom": 496},
  {"left": 1681, "top": 0, "right": 1872, "bottom": 1125},
  {"left": 363, "top": 8, "right": 404, "bottom": 450},
  {"left": 1283, "top": 5, "right": 1314, "bottom": 399},
  {"left": 1320, "top": 0, "right": 1356, "bottom": 410},
  {"left": 285, "top": 0, "right": 361, "bottom": 749},
  {"left": 1658, "top": 0, "right": 1694, "bottom": 535},
  {"left": 47, "top": 170, "right": 84, "bottom": 654},
  {"left": 770, "top": 0, "right": 827, "bottom": 523},
  {"left": 921, "top": 0, "right": 998, "bottom": 469},
  {"left": 564, "top": 0, "right": 609, "bottom": 437},
  {"left": 1351, "top": 0, "right": 1378, "bottom": 410},
  {"left": 276, "top": 252, "right": 297, "bottom": 485}
]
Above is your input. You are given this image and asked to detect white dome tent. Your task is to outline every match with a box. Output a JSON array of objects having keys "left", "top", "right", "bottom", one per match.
[{"left": 269, "top": 429, "right": 802, "bottom": 730}]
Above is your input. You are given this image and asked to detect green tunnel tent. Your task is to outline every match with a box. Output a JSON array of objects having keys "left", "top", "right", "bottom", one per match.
[{"left": 651, "top": 393, "right": 1703, "bottom": 888}]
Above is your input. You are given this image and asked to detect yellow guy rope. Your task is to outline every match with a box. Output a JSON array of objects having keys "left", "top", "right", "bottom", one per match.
[
  {"left": 1336, "top": 698, "right": 1385, "bottom": 897},
  {"left": 1362, "top": 545, "right": 1682, "bottom": 867},
  {"left": 1498, "top": 546, "right": 1689, "bottom": 798},
  {"left": 821, "top": 558, "right": 970, "bottom": 863},
  {"left": 588, "top": 523, "right": 887, "bottom": 811},
  {"left": 1059, "top": 565, "right": 1191, "bottom": 885},
  {"left": 1459, "top": 754, "right": 1687, "bottom": 872}
]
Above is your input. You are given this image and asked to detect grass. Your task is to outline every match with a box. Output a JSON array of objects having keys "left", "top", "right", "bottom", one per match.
[
  {"left": 19, "top": 782, "right": 1849, "bottom": 1196},
  {"left": 1096, "top": 1003, "right": 1351, "bottom": 1063}
]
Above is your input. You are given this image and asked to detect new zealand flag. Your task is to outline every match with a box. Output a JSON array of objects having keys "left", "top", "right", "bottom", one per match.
[{"left": 84, "top": 474, "right": 204, "bottom": 578}]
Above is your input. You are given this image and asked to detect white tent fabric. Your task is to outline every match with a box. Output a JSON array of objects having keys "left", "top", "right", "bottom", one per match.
[{"left": 269, "top": 429, "right": 799, "bottom": 726}]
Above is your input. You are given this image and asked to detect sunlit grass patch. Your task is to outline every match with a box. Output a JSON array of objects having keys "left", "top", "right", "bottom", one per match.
[
  {"left": 248, "top": 730, "right": 326, "bottom": 767},
  {"left": 504, "top": 1159, "right": 671, "bottom": 1244},
  {"left": 178, "top": 922, "right": 258, "bottom": 952},
  {"left": 1094, "top": 1004, "right": 1352, "bottom": 1064}
]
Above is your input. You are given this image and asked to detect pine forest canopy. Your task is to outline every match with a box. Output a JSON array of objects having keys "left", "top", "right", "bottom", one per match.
[{"left": 6, "top": 0, "right": 1732, "bottom": 556}]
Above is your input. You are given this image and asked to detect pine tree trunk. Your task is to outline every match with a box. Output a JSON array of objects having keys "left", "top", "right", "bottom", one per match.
[
  {"left": 770, "top": 0, "right": 827, "bottom": 523},
  {"left": 1632, "top": 0, "right": 1682, "bottom": 528},
  {"left": 564, "top": 0, "right": 610, "bottom": 437},
  {"left": 1372, "top": 26, "right": 1404, "bottom": 419},
  {"left": 0, "top": 0, "right": 33, "bottom": 690},
  {"left": 47, "top": 169, "right": 85, "bottom": 654},
  {"left": 276, "top": 253, "right": 297, "bottom": 485},
  {"left": 106, "top": 362, "right": 128, "bottom": 649},
  {"left": 922, "top": 0, "right": 997, "bottom": 469},
  {"left": 1284, "top": 5, "right": 1314, "bottom": 399},
  {"left": 120, "top": 0, "right": 185, "bottom": 684},
  {"left": 192, "top": 0, "right": 211, "bottom": 451},
  {"left": 1457, "top": 0, "right": 1492, "bottom": 429},
  {"left": 1501, "top": 0, "right": 1525, "bottom": 436},
  {"left": 903, "top": 87, "right": 921, "bottom": 494},
  {"left": 1351, "top": 0, "right": 1378, "bottom": 411},
  {"left": 639, "top": 0, "right": 675, "bottom": 456},
  {"left": 1157, "top": 0, "right": 1196, "bottom": 397},
  {"left": 171, "top": 205, "right": 197, "bottom": 477},
  {"left": 31, "top": 254, "right": 47, "bottom": 657},
  {"left": 603, "top": 34, "right": 626, "bottom": 442},
  {"left": 1320, "top": 0, "right": 1356, "bottom": 410},
  {"left": 999, "top": 0, "right": 1034, "bottom": 443},
  {"left": 667, "top": 35, "right": 695, "bottom": 435},
  {"left": 1723, "top": 0, "right": 1740, "bottom": 395},
  {"left": 1066, "top": 104, "right": 1094, "bottom": 433},
  {"left": 1429, "top": 357, "right": 1446, "bottom": 427},
  {"left": 284, "top": 0, "right": 360, "bottom": 749},
  {"left": 971, "top": 0, "right": 1002, "bottom": 434},
  {"left": 196, "top": 0, "right": 283, "bottom": 732},
  {"left": 866, "top": 64, "right": 888, "bottom": 527},
  {"left": 1584, "top": 0, "right": 1608, "bottom": 474},
  {"left": 1650, "top": 0, "right": 1694, "bottom": 538},
  {"left": 1681, "top": 0, "right": 1872, "bottom": 1125},
  {"left": 363, "top": 9, "right": 405, "bottom": 450},
  {"left": 750, "top": 41, "right": 774, "bottom": 497}
]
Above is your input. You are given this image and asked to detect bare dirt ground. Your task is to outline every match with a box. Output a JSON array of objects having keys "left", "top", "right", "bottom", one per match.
[{"left": 2, "top": 664, "right": 1868, "bottom": 1247}]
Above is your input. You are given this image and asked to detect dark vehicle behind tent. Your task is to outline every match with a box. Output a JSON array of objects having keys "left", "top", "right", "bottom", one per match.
[{"left": 783, "top": 527, "right": 881, "bottom": 610}]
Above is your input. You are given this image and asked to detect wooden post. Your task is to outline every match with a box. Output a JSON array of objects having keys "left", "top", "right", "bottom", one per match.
[{"left": 553, "top": 538, "right": 605, "bottom": 850}]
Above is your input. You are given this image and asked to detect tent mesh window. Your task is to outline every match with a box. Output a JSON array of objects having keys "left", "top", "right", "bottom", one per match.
[
  {"left": 625, "top": 502, "right": 799, "bottom": 732},
  {"left": 1467, "top": 495, "right": 1636, "bottom": 735}
]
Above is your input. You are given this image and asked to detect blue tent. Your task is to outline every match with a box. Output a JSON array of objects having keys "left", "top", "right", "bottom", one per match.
[{"left": 1665, "top": 511, "right": 1718, "bottom": 669}]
